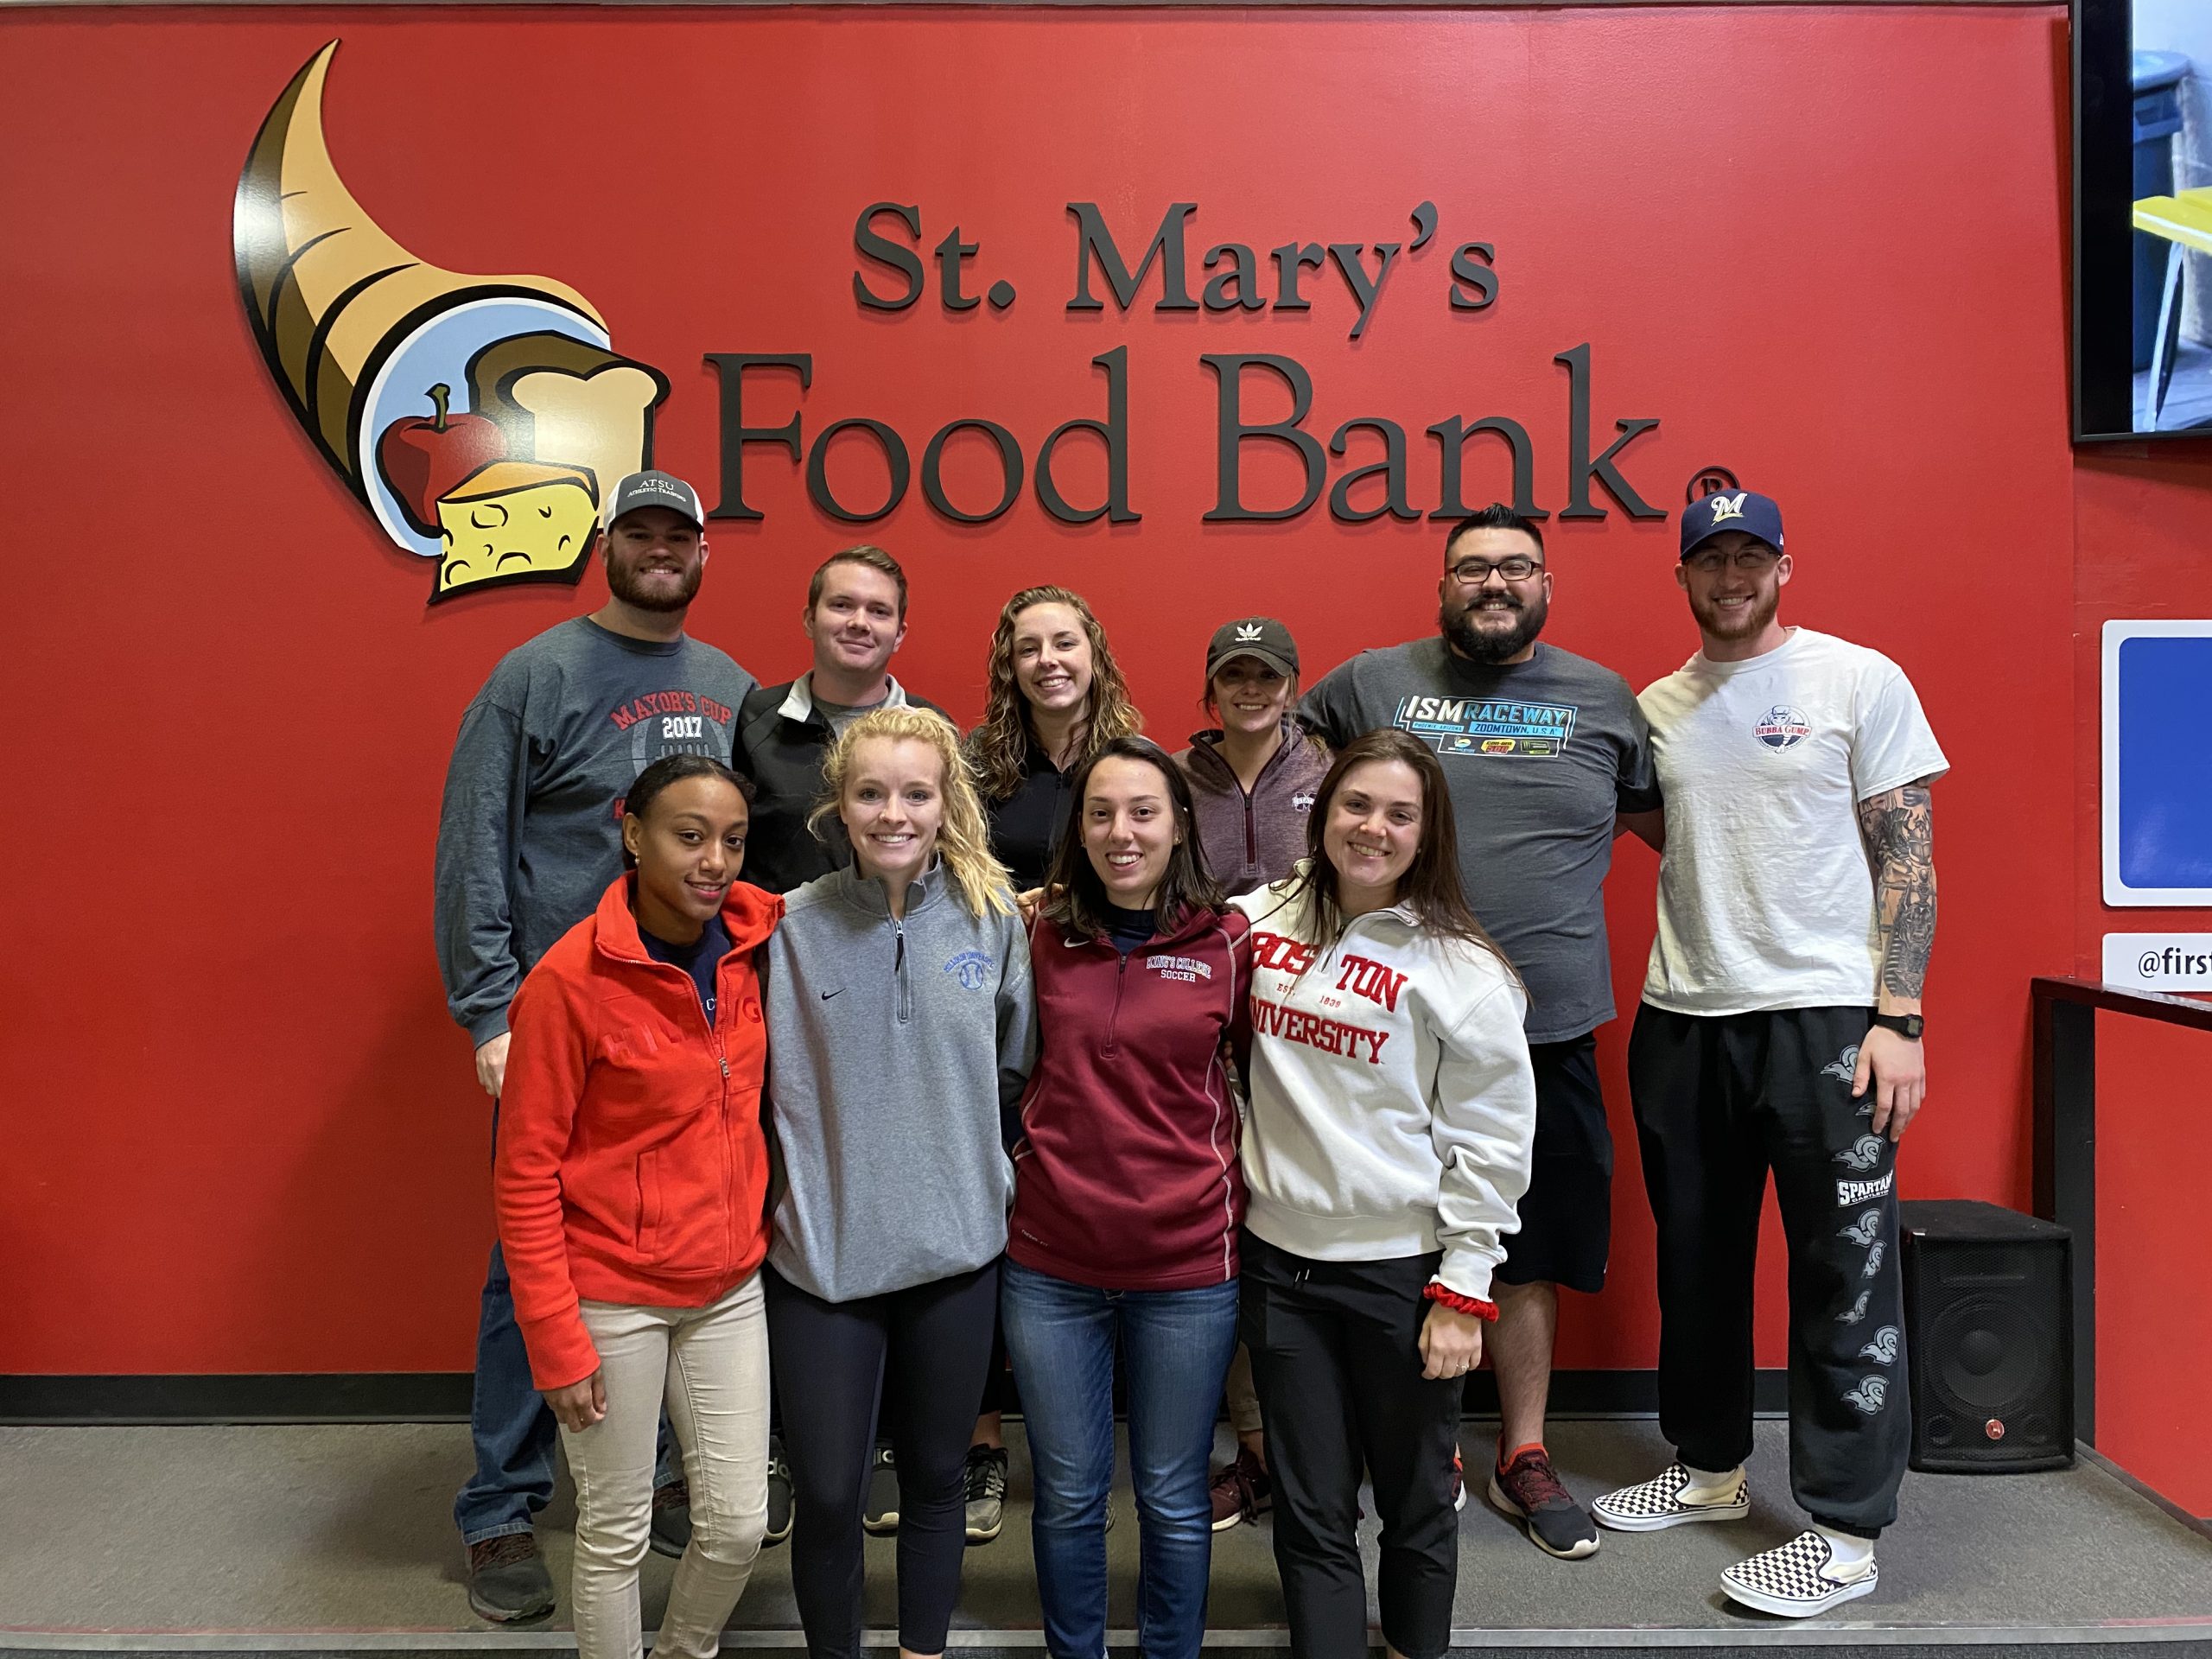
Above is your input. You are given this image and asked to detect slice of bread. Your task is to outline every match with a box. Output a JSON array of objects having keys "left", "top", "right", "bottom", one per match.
[{"left": 466, "top": 334, "right": 673, "bottom": 499}]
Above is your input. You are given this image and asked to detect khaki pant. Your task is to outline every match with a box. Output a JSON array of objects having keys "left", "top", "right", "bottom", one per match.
[
  {"left": 565, "top": 1274, "right": 771, "bottom": 1659},
  {"left": 1227, "top": 1341, "right": 1264, "bottom": 1436}
]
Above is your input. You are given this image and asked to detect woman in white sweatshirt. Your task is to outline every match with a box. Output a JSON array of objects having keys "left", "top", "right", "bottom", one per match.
[{"left": 1229, "top": 728, "right": 1536, "bottom": 1659}]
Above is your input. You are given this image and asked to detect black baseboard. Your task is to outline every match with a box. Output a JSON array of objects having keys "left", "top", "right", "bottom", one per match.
[{"left": 0, "top": 1369, "right": 1790, "bottom": 1426}]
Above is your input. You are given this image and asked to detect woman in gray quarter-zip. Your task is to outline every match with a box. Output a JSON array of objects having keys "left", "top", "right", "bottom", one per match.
[{"left": 756, "top": 706, "right": 1036, "bottom": 1659}]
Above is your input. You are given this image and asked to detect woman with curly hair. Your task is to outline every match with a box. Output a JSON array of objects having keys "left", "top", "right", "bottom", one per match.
[
  {"left": 757, "top": 706, "right": 1037, "bottom": 1659},
  {"left": 969, "top": 586, "right": 1144, "bottom": 891}
]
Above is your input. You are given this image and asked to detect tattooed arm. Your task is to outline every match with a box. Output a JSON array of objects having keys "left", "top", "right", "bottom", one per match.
[{"left": 1850, "top": 779, "right": 1938, "bottom": 1140}]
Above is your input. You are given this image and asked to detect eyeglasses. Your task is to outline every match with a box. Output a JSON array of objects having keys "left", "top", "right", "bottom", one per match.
[
  {"left": 1449, "top": 556, "right": 1543, "bottom": 585},
  {"left": 1685, "top": 547, "right": 1782, "bottom": 575}
]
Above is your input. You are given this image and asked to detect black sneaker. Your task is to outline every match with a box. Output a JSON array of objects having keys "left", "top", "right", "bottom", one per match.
[
  {"left": 764, "top": 1436, "right": 794, "bottom": 1547},
  {"left": 465, "top": 1532, "right": 556, "bottom": 1624},
  {"left": 861, "top": 1443, "right": 899, "bottom": 1535},
  {"left": 648, "top": 1478, "right": 692, "bottom": 1560},
  {"left": 1486, "top": 1447, "right": 1600, "bottom": 1560},
  {"left": 963, "top": 1445, "right": 1008, "bottom": 1544}
]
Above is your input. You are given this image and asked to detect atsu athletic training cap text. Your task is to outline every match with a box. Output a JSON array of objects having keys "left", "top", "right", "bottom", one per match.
[{"left": 605, "top": 470, "right": 706, "bottom": 532}]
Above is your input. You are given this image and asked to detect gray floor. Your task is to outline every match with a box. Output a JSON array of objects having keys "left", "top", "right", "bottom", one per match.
[{"left": 1, "top": 1420, "right": 2208, "bottom": 1647}]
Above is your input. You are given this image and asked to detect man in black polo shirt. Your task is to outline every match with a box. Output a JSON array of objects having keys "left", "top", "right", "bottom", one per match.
[{"left": 733, "top": 546, "right": 947, "bottom": 895}]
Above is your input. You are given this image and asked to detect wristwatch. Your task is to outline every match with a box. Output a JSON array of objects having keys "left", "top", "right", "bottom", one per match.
[{"left": 1870, "top": 1012, "right": 1925, "bottom": 1040}]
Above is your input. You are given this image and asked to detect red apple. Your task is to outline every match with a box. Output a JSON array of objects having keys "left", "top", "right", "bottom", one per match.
[{"left": 377, "top": 384, "right": 506, "bottom": 534}]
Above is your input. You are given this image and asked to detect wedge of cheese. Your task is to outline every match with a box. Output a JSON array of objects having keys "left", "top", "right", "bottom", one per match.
[
  {"left": 434, "top": 461, "right": 599, "bottom": 601},
  {"left": 466, "top": 334, "right": 671, "bottom": 499}
]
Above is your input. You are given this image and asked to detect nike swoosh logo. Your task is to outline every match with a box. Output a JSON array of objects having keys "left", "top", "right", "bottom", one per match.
[{"left": 820, "top": 989, "right": 842, "bottom": 1001}]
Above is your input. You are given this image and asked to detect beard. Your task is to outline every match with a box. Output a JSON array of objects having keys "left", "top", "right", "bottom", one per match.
[
  {"left": 1440, "top": 591, "right": 1548, "bottom": 664},
  {"left": 606, "top": 553, "right": 702, "bottom": 613},
  {"left": 1688, "top": 582, "right": 1779, "bottom": 642}
]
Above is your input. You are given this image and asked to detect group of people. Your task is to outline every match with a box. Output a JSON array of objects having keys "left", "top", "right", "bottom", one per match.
[{"left": 433, "top": 468, "right": 1946, "bottom": 1659}]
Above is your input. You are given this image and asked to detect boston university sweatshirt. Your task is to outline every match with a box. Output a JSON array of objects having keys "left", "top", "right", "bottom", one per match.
[{"left": 1228, "top": 880, "right": 1536, "bottom": 1303}]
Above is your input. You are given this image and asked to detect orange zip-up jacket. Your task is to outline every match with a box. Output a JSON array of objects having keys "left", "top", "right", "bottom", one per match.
[{"left": 495, "top": 874, "right": 784, "bottom": 1391}]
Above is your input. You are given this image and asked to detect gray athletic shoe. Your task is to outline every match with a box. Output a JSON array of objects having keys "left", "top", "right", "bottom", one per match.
[
  {"left": 862, "top": 1443, "right": 899, "bottom": 1535},
  {"left": 764, "top": 1436, "right": 794, "bottom": 1547},
  {"left": 963, "top": 1445, "right": 1008, "bottom": 1544},
  {"left": 1486, "top": 1448, "right": 1599, "bottom": 1560},
  {"left": 648, "top": 1478, "right": 692, "bottom": 1560},
  {"left": 465, "top": 1533, "right": 556, "bottom": 1624}
]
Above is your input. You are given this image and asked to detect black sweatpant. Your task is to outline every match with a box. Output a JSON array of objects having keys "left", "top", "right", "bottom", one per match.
[
  {"left": 1239, "top": 1233, "right": 1461, "bottom": 1659},
  {"left": 1627, "top": 1003, "right": 1910, "bottom": 1537},
  {"left": 763, "top": 1261, "right": 1001, "bottom": 1659}
]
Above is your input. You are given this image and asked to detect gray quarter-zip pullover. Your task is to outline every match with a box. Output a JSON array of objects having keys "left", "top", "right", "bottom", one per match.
[{"left": 760, "top": 861, "right": 1037, "bottom": 1301}]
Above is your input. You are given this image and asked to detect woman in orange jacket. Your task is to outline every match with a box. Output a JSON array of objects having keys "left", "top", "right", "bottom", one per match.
[{"left": 495, "top": 753, "right": 783, "bottom": 1659}]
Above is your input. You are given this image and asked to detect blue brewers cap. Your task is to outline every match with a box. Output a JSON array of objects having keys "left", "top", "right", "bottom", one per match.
[{"left": 1680, "top": 488, "right": 1783, "bottom": 559}]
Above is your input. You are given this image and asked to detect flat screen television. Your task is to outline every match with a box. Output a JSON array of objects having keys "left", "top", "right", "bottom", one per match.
[{"left": 2075, "top": 0, "right": 2212, "bottom": 441}]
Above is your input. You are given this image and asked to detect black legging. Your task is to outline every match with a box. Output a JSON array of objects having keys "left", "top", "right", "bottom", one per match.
[{"left": 764, "top": 1261, "right": 1001, "bottom": 1659}]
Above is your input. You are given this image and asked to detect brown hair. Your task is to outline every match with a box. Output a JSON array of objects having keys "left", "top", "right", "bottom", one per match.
[
  {"left": 806, "top": 544, "right": 908, "bottom": 619},
  {"left": 807, "top": 706, "right": 1014, "bottom": 918},
  {"left": 1276, "top": 729, "right": 1514, "bottom": 976},
  {"left": 1198, "top": 661, "right": 1330, "bottom": 764},
  {"left": 1044, "top": 737, "right": 1224, "bottom": 942},
  {"left": 969, "top": 586, "right": 1142, "bottom": 802}
]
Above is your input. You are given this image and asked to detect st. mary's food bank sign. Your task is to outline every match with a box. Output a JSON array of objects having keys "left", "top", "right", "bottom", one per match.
[{"left": 235, "top": 42, "right": 1688, "bottom": 607}]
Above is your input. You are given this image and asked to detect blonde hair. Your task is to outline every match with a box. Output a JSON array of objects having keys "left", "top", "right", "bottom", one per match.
[
  {"left": 969, "top": 586, "right": 1142, "bottom": 802},
  {"left": 809, "top": 706, "right": 1015, "bottom": 918}
]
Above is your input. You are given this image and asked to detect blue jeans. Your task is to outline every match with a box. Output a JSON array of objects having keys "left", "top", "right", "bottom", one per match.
[
  {"left": 1000, "top": 1260, "right": 1240, "bottom": 1659},
  {"left": 454, "top": 1171, "right": 679, "bottom": 1539}
]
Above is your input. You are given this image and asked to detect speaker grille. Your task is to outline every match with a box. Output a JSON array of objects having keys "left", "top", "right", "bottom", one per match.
[{"left": 1901, "top": 1202, "right": 2073, "bottom": 1473}]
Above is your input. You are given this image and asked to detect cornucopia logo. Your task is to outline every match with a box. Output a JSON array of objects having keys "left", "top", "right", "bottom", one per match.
[{"left": 234, "top": 41, "right": 671, "bottom": 603}]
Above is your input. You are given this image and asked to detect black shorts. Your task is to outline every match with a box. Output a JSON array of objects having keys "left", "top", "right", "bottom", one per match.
[{"left": 1495, "top": 1033, "right": 1614, "bottom": 1294}]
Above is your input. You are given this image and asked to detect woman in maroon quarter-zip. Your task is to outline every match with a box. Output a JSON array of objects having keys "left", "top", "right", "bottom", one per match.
[{"left": 1001, "top": 735, "right": 1253, "bottom": 1659}]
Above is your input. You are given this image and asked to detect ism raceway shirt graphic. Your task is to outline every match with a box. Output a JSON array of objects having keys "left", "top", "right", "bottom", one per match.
[{"left": 1302, "top": 639, "right": 1658, "bottom": 1044}]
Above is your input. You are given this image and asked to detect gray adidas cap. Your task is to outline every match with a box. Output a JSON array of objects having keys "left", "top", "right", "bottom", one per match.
[{"left": 604, "top": 469, "right": 705, "bottom": 532}]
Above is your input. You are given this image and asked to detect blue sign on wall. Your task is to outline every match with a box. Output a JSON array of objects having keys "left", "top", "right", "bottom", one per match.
[{"left": 2103, "top": 621, "right": 2212, "bottom": 906}]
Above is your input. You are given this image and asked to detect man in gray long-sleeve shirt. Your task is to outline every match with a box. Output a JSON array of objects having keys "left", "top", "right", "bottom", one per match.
[{"left": 432, "top": 470, "right": 756, "bottom": 1621}]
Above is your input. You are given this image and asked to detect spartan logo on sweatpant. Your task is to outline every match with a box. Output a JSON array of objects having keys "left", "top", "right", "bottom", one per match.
[
  {"left": 1859, "top": 1326, "right": 1901, "bottom": 1364},
  {"left": 1834, "top": 1134, "right": 1886, "bottom": 1173},
  {"left": 1840, "top": 1211, "right": 1882, "bottom": 1247},
  {"left": 1861, "top": 1240, "right": 1887, "bottom": 1278},
  {"left": 1836, "top": 1288, "right": 1872, "bottom": 1325},
  {"left": 1844, "top": 1376, "right": 1891, "bottom": 1414}
]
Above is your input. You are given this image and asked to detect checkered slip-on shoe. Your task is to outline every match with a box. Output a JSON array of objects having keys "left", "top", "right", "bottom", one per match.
[
  {"left": 1721, "top": 1530, "right": 1878, "bottom": 1618},
  {"left": 1590, "top": 1464, "right": 1751, "bottom": 1532}
]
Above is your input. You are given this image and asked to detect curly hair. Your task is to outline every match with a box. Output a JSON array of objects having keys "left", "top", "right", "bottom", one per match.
[
  {"left": 808, "top": 706, "right": 1015, "bottom": 918},
  {"left": 969, "top": 586, "right": 1142, "bottom": 802}
]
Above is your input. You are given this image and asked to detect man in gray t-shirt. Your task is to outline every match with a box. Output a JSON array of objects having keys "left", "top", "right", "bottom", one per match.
[
  {"left": 432, "top": 471, "right": 756, "bottom": 1620},
  {"left": 1303, "top": 505, "right": 1659, "bottom": 1561}
]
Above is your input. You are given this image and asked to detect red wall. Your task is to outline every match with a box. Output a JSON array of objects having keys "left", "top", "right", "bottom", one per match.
[
  {"left": 0, "top": 8, "right": 2082, "bottom": 1385},
  {"left": 2072, "top": 455, "right": 2212, "bottom": 1515}
]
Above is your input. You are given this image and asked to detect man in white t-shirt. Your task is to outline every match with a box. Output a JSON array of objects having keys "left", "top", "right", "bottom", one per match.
[{"left": 1592, "top": 489, "right": 1946, "bottom": 1619}]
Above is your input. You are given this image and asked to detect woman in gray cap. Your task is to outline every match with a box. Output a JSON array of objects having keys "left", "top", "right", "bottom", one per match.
[{"left": 1173, "top": 615, "right": 1332, "bottom": 1530}]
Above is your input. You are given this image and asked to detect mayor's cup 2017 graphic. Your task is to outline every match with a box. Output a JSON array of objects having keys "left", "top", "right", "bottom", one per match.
[{"left": 233, "top": 41, "right": 671, "bottom": 604}]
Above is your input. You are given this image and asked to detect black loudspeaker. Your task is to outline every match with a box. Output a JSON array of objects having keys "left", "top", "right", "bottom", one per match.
[{"left": 1898, "top": 1199, "right": 2074, "bottom": 1473}]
